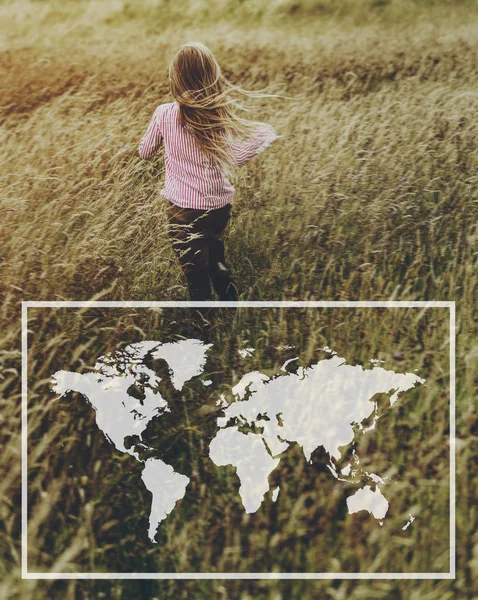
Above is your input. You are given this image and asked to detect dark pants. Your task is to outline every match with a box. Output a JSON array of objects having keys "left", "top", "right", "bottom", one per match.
[{"left": 167, "top": 201, "right": 238, "bottom": 302}]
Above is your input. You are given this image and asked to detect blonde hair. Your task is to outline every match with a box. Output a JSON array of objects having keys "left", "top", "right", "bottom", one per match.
[{"left": 168, "top": 41, "right": 277, "bottom": 171}]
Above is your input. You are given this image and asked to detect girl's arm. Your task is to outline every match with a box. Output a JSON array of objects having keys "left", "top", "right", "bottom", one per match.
[
  {"left": 229, "top": 123, "right": 279, "bottom": 167},
  {"left": 138, "top": 106, "right": 163, "bottom": 159}
]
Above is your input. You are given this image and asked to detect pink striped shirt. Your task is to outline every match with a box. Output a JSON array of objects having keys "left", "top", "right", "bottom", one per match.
[{"left": 138, "top": 101, "right": 278, "bottom": 209}]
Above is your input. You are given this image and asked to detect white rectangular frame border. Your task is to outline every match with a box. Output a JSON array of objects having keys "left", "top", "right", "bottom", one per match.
[{"left": 21, "top": 300, "right": 456, "bottom": 580}]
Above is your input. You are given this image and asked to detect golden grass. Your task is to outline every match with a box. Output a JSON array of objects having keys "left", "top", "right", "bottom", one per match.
[{"left": 1, "top": 0, "right": 477, "bottom": 598}]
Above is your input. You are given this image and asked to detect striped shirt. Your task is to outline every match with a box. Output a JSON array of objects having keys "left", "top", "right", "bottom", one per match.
[{"left": 138, "top": 101, "right": 278, "bottom": 209}]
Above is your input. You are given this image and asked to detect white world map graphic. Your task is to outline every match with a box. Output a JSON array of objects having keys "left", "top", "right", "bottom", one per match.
[{"left": 51, "top": 340, "right": 425, "bottom": 543}]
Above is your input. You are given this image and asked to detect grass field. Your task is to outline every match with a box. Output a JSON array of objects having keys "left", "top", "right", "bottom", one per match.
[{"left": 1, "top": 0, "right": 477, "bottom": 598}]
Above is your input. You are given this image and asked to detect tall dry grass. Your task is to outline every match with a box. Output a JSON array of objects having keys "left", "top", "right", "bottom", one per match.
[{"left": 1, "top": 0, "right": 477, "bottom": 598}]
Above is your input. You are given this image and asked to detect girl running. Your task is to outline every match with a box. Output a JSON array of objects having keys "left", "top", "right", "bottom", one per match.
[{"left": 138, "top": 41, "right": 279, "bottom": 303}]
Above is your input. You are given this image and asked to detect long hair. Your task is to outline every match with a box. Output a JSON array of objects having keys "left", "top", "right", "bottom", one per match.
[{"left": 168, "top": 41, "right": 277, "bottom": 171}]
